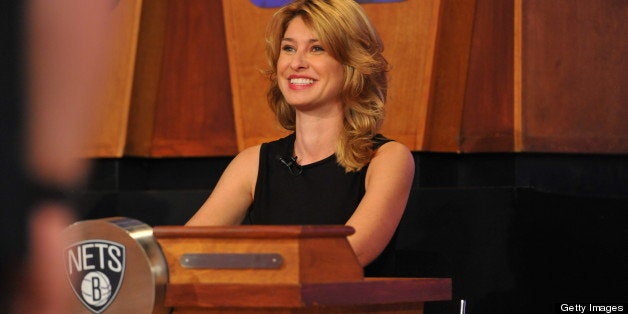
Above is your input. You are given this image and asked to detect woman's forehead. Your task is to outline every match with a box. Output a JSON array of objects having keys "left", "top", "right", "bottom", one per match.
[{"left": 284, "top": 17, "right": 317, "bottom": 38}]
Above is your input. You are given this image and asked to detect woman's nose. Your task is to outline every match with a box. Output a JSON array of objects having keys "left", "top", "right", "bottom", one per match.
[{"left": 290, "top": 51, "right": 308, "bottom": 70}]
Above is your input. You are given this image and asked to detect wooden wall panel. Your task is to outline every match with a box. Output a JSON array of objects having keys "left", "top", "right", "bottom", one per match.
[
  {"left": 222, "top": 0, "right": 285, "bottom": 150},
  {"left": 423, "top": 0, "right": 477, "bottom": 152},
  {"left": 459, "top": 0, "right": 515, "bottom": 152},
  {"left": 90, "top": 0, "right": 627, "bottom": 157},
  {"left": 363, "top": 0, "right": 443, "bottom": 150},
  {"left": 126, "top": 0, "right": 238, "bottom": 157},
  {"left": 519, "top": 0, "right": 628, "bottom": 153},
  {"left": 125, "top": 0, "right": 168, "bottom": 156},
  {"left": 83, "top": 0, "right": 142, "bottom": 157},
  {"left": 223, "top": 0, "right": 445, "bottom": 151},
  {"left": 151, "top": 0, "right": 237, "bottom": 156}
]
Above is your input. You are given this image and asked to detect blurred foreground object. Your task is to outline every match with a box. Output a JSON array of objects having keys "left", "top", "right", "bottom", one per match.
[{"left": 1, "top": 0, "right": 115, "bottom": 313}]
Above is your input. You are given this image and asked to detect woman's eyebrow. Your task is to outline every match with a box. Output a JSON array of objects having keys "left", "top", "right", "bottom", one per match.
[{"left": 281, "top": 37, "right": 320, "bottom": 43}]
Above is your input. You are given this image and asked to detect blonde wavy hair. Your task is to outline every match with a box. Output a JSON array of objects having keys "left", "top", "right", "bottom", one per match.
[{"left": 265, "top": 0, "right": 389, "bottom": 172}]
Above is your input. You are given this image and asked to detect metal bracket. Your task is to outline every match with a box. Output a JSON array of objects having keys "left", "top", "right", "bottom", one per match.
[{"left": 180, "top": 253, "right": 283, "bottom": 269}]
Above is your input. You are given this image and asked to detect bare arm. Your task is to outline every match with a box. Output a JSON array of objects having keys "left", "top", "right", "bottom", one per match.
[
  {"left": 345, "top": 141, "right": 415, "bottom": 266},
  {"left": 186, "top": 145, "right": 260, "bottom": 226}
]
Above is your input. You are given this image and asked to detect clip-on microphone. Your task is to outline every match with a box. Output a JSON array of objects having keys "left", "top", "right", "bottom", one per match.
[{"left": 276, "top": 155, "right": 303, "bottom": 176}]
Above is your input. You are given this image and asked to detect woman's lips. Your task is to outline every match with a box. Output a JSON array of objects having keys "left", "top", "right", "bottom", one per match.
[{"left": 288, "top": 76, "right": 316, "bottom": 90}]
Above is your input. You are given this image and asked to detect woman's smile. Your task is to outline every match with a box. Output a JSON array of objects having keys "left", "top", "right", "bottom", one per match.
[{"left": 288, "top": 75, "right": 316, "bottom": 90}]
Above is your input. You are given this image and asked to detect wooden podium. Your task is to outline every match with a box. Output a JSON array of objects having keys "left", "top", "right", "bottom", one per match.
[{"left": 62, "top": 218, "right": 450, "bottom": 313}]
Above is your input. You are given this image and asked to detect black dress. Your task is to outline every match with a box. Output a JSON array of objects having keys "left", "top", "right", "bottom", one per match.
[{"left": 246, "top": 133, "right": 397, "bottom": 276}]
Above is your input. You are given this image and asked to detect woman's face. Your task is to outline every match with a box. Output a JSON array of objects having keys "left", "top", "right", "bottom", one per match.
[{"left": 277, "top": 16, "right": 344, "bottom": 111}]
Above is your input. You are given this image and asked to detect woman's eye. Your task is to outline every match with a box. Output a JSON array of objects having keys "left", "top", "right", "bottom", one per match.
[
  {"left": 281, "top": 45, "right": 295, "bottom": 53},
  {"left": 311, "top": 46, "right": 325, "bottom": 53}
]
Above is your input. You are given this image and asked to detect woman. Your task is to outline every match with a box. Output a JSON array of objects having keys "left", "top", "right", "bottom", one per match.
[{"left": 187, "top": 0, "right": 414, "bottom": 272}]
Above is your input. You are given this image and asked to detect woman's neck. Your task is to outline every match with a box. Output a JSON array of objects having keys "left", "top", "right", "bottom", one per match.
[{"left": 293, "top": 107, "right": 343, "bottom": 165}]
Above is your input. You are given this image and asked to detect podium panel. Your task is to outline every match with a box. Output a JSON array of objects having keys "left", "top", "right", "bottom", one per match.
[
  {"left": 62, "top": 218, "right": 451, "bottom": 314},
  {"left": 155, "top": 225, "right": 363, "bottom": 285}
]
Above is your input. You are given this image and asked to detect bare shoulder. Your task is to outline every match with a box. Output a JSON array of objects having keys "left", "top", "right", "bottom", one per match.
[
  {"left": 234, "top": 144, "right": 262, "bottom": 164},
  {"left": 366, "top": 141, "right": 414, "bottom": 184},
  {"left": 206, "top": 144, "right": 261, "bottom": 206},
  {"left": 222, "top": 144, "right": 261, "bottom": 186},
  {"left": 371, "top": 141, "right": 414, "bottom": 169}
]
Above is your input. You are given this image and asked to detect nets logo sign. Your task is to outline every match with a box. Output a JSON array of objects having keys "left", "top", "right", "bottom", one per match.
[
  {"left": 251, "top": 0, "right": 404, "bottom": 8},
  {"left": 65, "top": 240, "right": 125, "bottom": 313}
]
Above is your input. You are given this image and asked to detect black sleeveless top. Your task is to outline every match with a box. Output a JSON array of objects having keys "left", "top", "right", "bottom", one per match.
[{"left": 245, "top": 133, "right": 397, "bottom": 276}]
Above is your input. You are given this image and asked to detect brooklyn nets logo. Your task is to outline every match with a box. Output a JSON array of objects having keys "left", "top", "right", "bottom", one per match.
[{"left": 65, "top": 240, "right": 125, "bottom": 313}]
